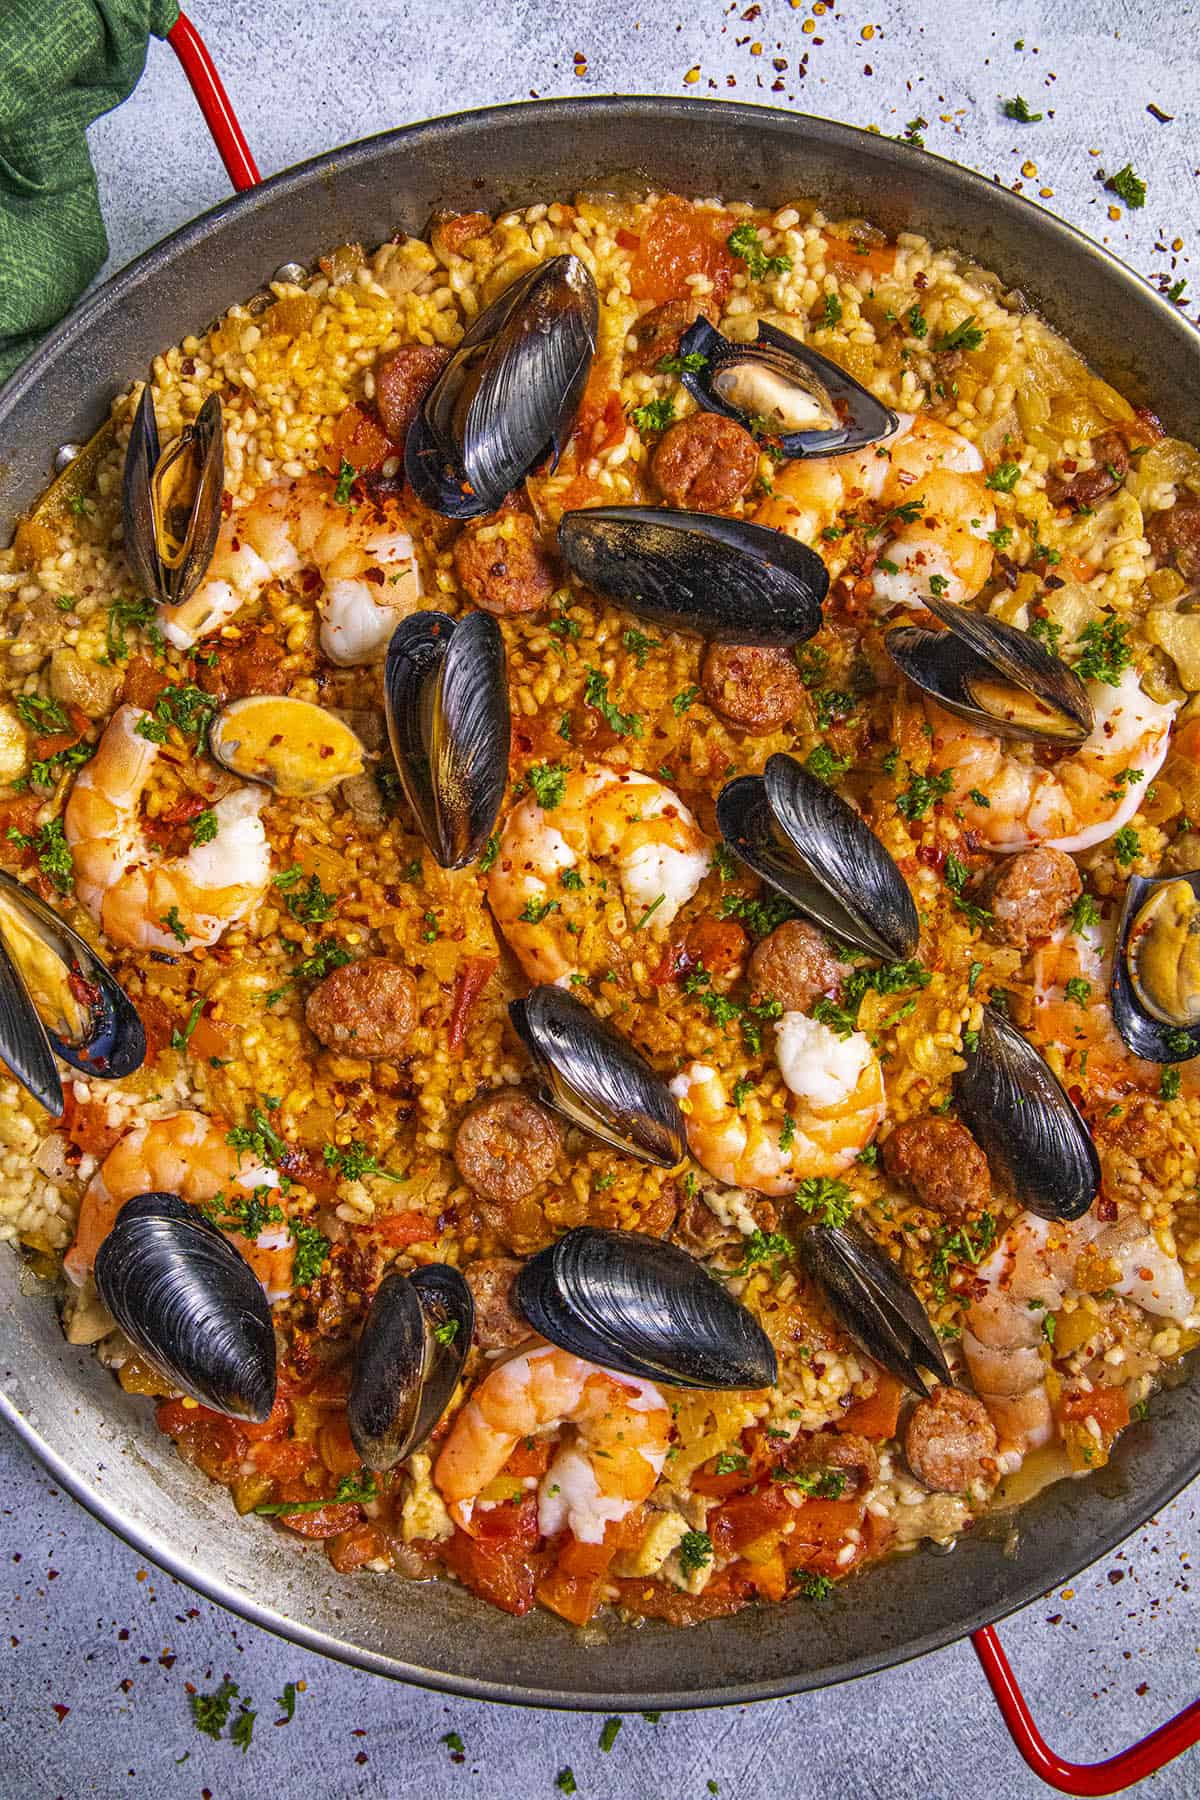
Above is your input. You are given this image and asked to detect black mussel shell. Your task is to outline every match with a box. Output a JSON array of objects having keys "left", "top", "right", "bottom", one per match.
[
  {"left": 384, "top": 610, "right": 510, "bottom": 869},
  {"left": 952, "top": 1007, "right": 1099, "bottom": 1221},
  {"left": 557, "top": 506, "right": 827, "bottom": 646},
  {"left": 717, "top": 754, "right": 919, "bottom": 960},
  {"left": 406, "top": 255, "right": 598, "bottom": 518},
  {"left": 517, "top": 1227, "right": 778, "bottom": 1390},
  {"left": 0, "top": 870, "right": 145, "bottom": 1113},
  {"left": 679, "top": 316, "right": 899, "bottom": 459},
  {"left": 1111, "top": 872, "right": 1200, "bottom": 1064},
  {"left": 885, "top": 597, "right": 1093, "bottom": 745},
  {"left": 94, "top": 1192, "right": 276, "bottom": 1421},
  {"left": 122, "top": 385, "right": 224, "bottom": 606},
  {"left": 797, "top": 1223, "right": 950, "bottom": 1395},
  {"left": 510, "top": 985, "right": 685, "bottom": 1166},
  {"left": 348, "top": 1265, "right": 474, "bottom": 1471}
]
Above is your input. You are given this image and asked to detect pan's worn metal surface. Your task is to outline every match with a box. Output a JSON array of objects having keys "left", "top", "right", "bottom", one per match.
[{"left": 2, "top": 99, "right": 1199, "bottom": 1709}]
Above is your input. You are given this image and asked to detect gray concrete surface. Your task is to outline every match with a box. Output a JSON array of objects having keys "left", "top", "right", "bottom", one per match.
[{"left": 4, "top": 0, "right": 1200, "bottom": 1794}]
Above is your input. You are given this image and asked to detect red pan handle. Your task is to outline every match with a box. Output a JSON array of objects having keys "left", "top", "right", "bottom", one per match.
[
  {"left": 157, "top": 16, "right": 1200, "bottom": 1791},
  {"left": 973, "top": 1625, "right": 1200, "bottom": 1794},
  {"left": 167, "top": 10, "right": 261, "bottom": 190}
]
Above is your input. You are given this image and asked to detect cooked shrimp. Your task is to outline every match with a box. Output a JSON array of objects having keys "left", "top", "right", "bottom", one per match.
[
  {"left": 65, "top": 1109, "right": 292, "bottom": 1298},
  {"left": 487, "top": 764, "right": 712, "bottom": 983},
  {"left": 927, "top": 665, "right": 1176, "bottom": 852},
  {"left": 670, "top": 1010, "right": 885, "bottom": 1195},
  {"left": 756, "top": 413, "right": 996, "bottom": 609},
  {"left": 433, "top": 1344, "right": 671, "bottom": 1543},
  {"left": 64, "top": 705, "right": 271, "bottom": 952},
  {"left": 963, "top": 1206, "right": 1195, "bottom": 1465},
  {"left": 159, "top": 474, "right": 422, "bottom": 666}
]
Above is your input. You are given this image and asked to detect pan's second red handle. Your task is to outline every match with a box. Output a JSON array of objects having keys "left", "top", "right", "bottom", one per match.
[
  {"left": 167, "top": 10, "right": 261, "bottom": 190},
  {"left": 973, "top": 1624, "right": 1200, "bottom": 1794}
]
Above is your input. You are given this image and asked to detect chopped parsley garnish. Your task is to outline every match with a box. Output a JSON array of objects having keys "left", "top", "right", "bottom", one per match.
[
  {"left": 170, "top": 996, "right": 206, "bottom": 1053},
  {"left": 560, "top": 868, "right": 584, "bottom": 890},
  {"left": 191, "top": 807, "right": 218, "bottom": 845},
  {"left": 230, "top": 1708, "right": 256, "bottom": 1753},
  {"left": 944, "top": 854, "right": 991, "bottom": 928},
  {"left": 1112, "top": 826, "right": 1141, "bottom": 867},
  {"left": 161, "top": 905, "right": 189, "bottom": 945},
  {"left": 633, "top": 894, "right": 666, "bottom": 931},
  {"left": 902, "top": 115, "right": 928, "bottom": 146},
  {"left": 547, "top": 614, "right": 582, "bottom": 641},
  {"left": 253, "top": 1471, "right": 377, "bottom": 1516},
  {"left": 813, "top": 688, "right": 857, "bottom": 729},
  {"left": 895, "top": 768, "right": 953, "bottom": 819},
  {"left": 290, "top": 1220, "right": 330, "bottom": 1287},
  {"left": 777, "top": 1466, "right": 848, "bottom": 1499},
  {"left": 1160, "top": 1065, "right": 1182, "bottom": 1102},
  {"left": 275, "top": 1683, "right": 298, "bottom": 1723},
  {"left": 15, "top": 693, "right": 70, "bottom": 732},
  {"left": 737, "top": 1229, "right": 794, "bottom": 1275},
  {"left": 985, "top": 461, "right": 1022, "bottom": 493},
  {"left": 266, "top": 938, "right": 351, "bottom": 1007},
  {"left": 731, "top": 1074, "right": 755, "bottom": 1110},
  {"left": 1106, "top": 163, "right": 1147, "bottom": 209},
  {"left": 1003, "top": 95, "right": 1043, "bottom": 122},
  {"left": 727, "top": 222, "right": 792, "bottom": 281},
  {"left": 930, "top": 1211, "right": 998, "bottom": 1300},
  {"left": 805, "top": 744, "right": 851, "bottom": 784},
  {"left": 794, "top": 1176, "right": 853, "bottom": 1228},
  {"left": 623, "top": 627, "right": 660, "bottom": 668},
  {"left": 555, "top": 1770, "right": 578, "bottom": 1796},
  {"left": 779, "top": 1113, "right": 795, "bottom": 1151},
  {"left": 204, "top": 1190, "right": 285, "bottom": 1240},
  {"left": 273, "top": 864, "right": 337, "bottom": 923},
  {"left": 717, "top": 888, "right": 798, "bottom": 938},
  {"left": 988, "top": 524, "right": 1014, "bottom": 550},
  {"left": 933, "top": 316, "right": 985, "bottom": 353},
  {"left": 105, "top": 596, "right": 162, "bottom": 662},
  {"left": 189, "top": 1678, "right": 239, "bottom": 1740},
  {"left": 442, "top": 1732, "right": 466, "bottom": 1757},
  {"left": 134, "top": 680, "right": 220, "bottom": 748},
  {"left": 433, "top": 1317, "right": 460, "bottom": 1345},
  {"left": 822, "top": 293, "right": 843, "bottom": 327},
  {"left": 968, "top": 788, "right": 990, "bottom": 808},
  {"left": 678, "top": 1529, "right": 714, "bottom": 1575},
  {"left": 228, "top": 1102, "right": 288, "bottom": 1168},
  {"left": 583, "top": 666, "right": 642, "bottom": 738},
  {"left": 672, "top": 684, "right": 701, "bottom": 717},
  {"left": 657, "top": 350, "right": 709, "bottom": 374},
  {"left": 906, "top": 303, "right": 928, "bottom": 338},
  {"left": 714, "top": 1452, "right": 751, "bottom": 1476},
  {"left": 791, "top": 1572, "right": 834, "bottom": 1600},
  {"left": 6, "top": 816, "right": 74, "bottom": 894},
  {"left": 1073, "top": 615, "right": 1132, "bottom": 685},
  {"left": 1069, "top": 893, "right": 1101, "bottom": 934},
  {"left": 599, "top": 1718, "right": 623, "bottom": 1753},
  {"left": 527, "top": 762, "right": 567, "bottom": 810},
  {"left": 479, "top": 831, "right": 500, "bottom": 872},
  {"left": 323, "top": 1139, "right": 405, "bottom": 1184},
  {"left": 629, "top": 396, "right": 675, "bottom": 434},
  {"left": 1064, "top": 976, "right": 1092, "bottom": 1008},
  {"left": 928, "top": 573, "right": 950, "bottom": 597},
  {"left": 1028, "top": 615, "right": 1064, "bottom": 654},
  {"left": 334, "top": 458, "right": 357, "bottom": 504},
  {"left": 519, "top": 896, "right": 559, "bottom": 924}
]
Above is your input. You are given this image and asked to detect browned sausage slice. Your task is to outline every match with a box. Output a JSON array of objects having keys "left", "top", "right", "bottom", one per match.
[
  {"left": 304, "top": 958, "right": 419, "bottom": 1059},
  {"left": 628, "top": 299, "right": 715, "bottom": 372},
  {"left": 747, "top": 918, "right": 851, "bottom": 1013},
  {"left": 651, "top": 413, "right": 759, "bottom": 510},
  {"left": 904, "top": 1386, "right": 997, "bottom": 1492},
  {"left": 375, "top": 345, "right": 451, "bottom": 445},
  {"left": 1146, "top": 497, "right": 1200, "bottom": 584},
  {"left": 454, "top": 1091, "right": 560, "bottom": 1206},
  {"left": 784, "top": 1429, "right": 879, "bottom": 1497},
  {"left": 881, "top": 1115, "right": 990, "bottom": 1221},
  {"left": 700, "top": 643, "right": 804, "bottom": 732},
  {"left": 980, "top": 845, "right": 1081, "bottom": 948},
  {"left": 464, "top": 1256, "right": 532, "bottom": 1351},
  {"left": 453, "top": 509, "right": 559, "bottom": 615},
  {"left": 1047, "top": 430, "right": 1129, "bottom": 511}
]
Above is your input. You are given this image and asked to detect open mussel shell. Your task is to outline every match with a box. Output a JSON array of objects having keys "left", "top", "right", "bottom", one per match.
[
  {"left": 1111, "top": 872, "right": 1200, "bottom": 1063},
  {"left": 348, "top": 1265, "right": 473, "bottom": 1471},
  {"left": 557, "top": 507, "right": 827, "bottom": 646},
  {"left": 952, "top": 1006, "right": 1099, "bottom": 1221},
  {"left": 510, "top": 985, "right": 685, "bottom": 1167},
  {"left": 797, "top": 1223, "right": 950, "bottom": 1394},
  {"left": 94, "top": 1192, "right": 276, "bottom": 1421},
  {"left": 384, "top": 610, "right": 510, "bottom": 869},
  {"left": 0, "top": 869, "right": 145, "bottom": 1113},
  {"left": 678, "top": 317, "right": 899, "bottom": 459},
  {"left": 717, "top": 753, "right": 919, "bottom": 960},
  {"left": 517, "top": 1226, "right": 778, "bottom": 1390},
  {"left": 208, "top": 696, "right": 365, "bottom": 798},
  {"left": 406, "top": 255, "right": 598, "bottom": 518},
  {"left": 885, "top": 597, "right": 1093, "bottom": 744},
  {"left": 122, "top": 385, "right": 224, "bottom": 606}
]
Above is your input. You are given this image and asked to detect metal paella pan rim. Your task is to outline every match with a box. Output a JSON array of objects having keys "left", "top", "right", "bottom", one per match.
[{"left": 2, "top": 97, "right": 1200, "bottom": 1713}]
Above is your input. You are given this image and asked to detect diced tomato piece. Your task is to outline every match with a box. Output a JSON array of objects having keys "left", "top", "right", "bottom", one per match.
[
  {"left": 836, "top": 1371, "right": 903, "bottom": 1439},
  {"left": 616, "top": 227, "right": 641, "bottom": 251},
  {"left": 536, "top": 1566, "right": 606, "bottom": 1627},
  {"left": 326, "top": 1522, "right": 387, "bottom": 1573},
  {"left": 375, "top": 1208, "right": 437, "bottom": 1247},
  {"left": 612, "top": 1567, "right": 754, "bottom": 1625},
  {"left": 447, "top": 955, "right": 497, "bottom": 1055},
  {"left": 187, "top": 1011, "right": 233, "bottom": 1063},
  {"left": 324, "top": 403, "right": 395, "bottom": 476},
  {"left": 121, "top": 655, "right": 171, "bottom": 711},
  {"left": 628, "top": 197, "right": 737, "bottom": 306},
  {"left": 135, "top": 993, "right": 174, "bottom": 1066},
  {"left": 786, "top": 1497, "right": 868, "bottom": 1579},
  {"left": 1060, "top": 1384, "right": 1131, "bottom": 1437},
  {"left": 241, "top": 1395, "right": 292, "bottom": 1440},
  {"left": 709, "top": 1482, "right": 793, "bottom": 1557},
  {"left": 471, "top": 1494, "right": 540, "bottom": 1548},
  {"left": 57, "top": 1087, "right": 125, "bottom": 1158},
  {"left": 0, "top": 793, "right": 41, "bottom": 850},
  {"left": 317, "top": 1415, "right": 362, "bottom": 1478},
  {"left": 280, "top": 1501, "right": 363, "bottom": 1540},
  {"left": 251, "top": 1438, "right": 319, "bottom": 1482},
  {"left": 440, "top": 1524, "right": 541, "bottom": 1616},
  {"left": 502, "top": 1436, "right": 553, "bottom": 1480},
  {"left": 739, "top": 1545, "right": 789, "bottom": 1603},
  {"left": 685, "top": 918, "right": 748, "bottom": 980},
  {"left": 156, "top": 1399, "right": 249, "bottom": 1484},
  {"left": 821, "top": 233, "right": 897, "bottom": 278}
]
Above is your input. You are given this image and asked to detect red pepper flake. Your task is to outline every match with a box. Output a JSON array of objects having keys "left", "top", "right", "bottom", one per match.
[{"left": 52, "top": 1704, "right": 70, "bottom": 1721}]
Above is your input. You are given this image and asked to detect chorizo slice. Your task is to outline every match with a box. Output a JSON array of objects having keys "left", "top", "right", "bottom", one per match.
[
  {"left": 464, "top": 1257, "right": 532, "bottom": 1351},
  {"left": 374, "top": 345, "right": 451, "bottom": 445},
  {"left": 783, "top": 1429, "right": 879, "bottom": 1497},
  {"left": 628, "top": 298, "right": 715, "bottom": 372},
  {"left": 304, "top": 958, "right": 419, "bottom": 1059},
  {"left": 904, "top": 1386, "right": 997, "bottom": 1492},
  {"left": 452, "top": 509, "right": 559, "bottom": 616},
  {"left": 880, "top": 1116, "right": 990, "bottom": 1221},
  {"left": 1146, "top": 497, "right": 1200, "bottom": 584},
  {"left": 979, "top": 845, "right": 1081, "bottom": 949},
  {"left": 194, "top": 627, "right": 289, "bottom": 701},
  {"left": 747, "top": 918, "right": 851, "bottom": 1013},
  {"left": 1047, "top": 430, "right": 1129, "bottom": 511},
  {"left": 700, "top": 643, "right": 804, "bottom": 732},
  {"left": 651, "top": 413, "right": 759, "bottom": 510},
  {"left": 453, "top": 1091, "right": 560, "bottom": 1207}
]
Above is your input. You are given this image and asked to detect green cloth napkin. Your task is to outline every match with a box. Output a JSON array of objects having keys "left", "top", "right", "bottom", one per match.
[{"left": 0, "top": 0, "right": 179, "bottom": 385}]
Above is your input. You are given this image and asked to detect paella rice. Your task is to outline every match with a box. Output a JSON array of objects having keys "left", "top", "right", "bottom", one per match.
[{"left": 1, "top": 187, "right": 1200, "bottom": 1626}]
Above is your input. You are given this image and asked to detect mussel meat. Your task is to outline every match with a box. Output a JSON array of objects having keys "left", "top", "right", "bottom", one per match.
[
  {"left": 885, "top": 597, "right": 1093, "bottom": 744},
  {"left": 1111, "top": 871, "right": 1200, "bottom": 1063},
  {"left": 517, "top": 1226, "right": 778, "bottom": 1390},
  {"left": 123, "top": 385, "right": 224, "bottom": 606},
  {"left": 348, "top": 1264, "right": 473, "bottom": 1470},
  {"left": 94, "top": 1192, "right": 276, "bottom": 1421},
  {"left": 0, "top": 869, "right": 145, "bottom": 1114},
  {"left": 952, "top": 1006, "right": 1100, "bottom": 1221},
  {"left": 678, "top": 316, "right": 900, "bottom": 459},
  {"left": 716, "top": 752, "right": 919, "bottom": 960},
  {"left": 406, "top": 255, "right": 598, "bottom": 518},
  {"left": 557, "top": 507, "right": 827, "bottom": 646},
  {"left": 384, "top": 610, "right": 510, "bottom": 869},
  {"left": 510, "top": 985, "right": 685, "bottom": 1167},
  {"left": 208, "top": 695, "right": 365, "bottom": 798},
  {"left": 797, "top": 1222, "right": 950, "bottom": 1394}
]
